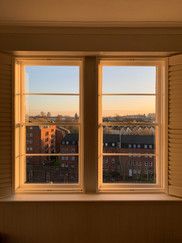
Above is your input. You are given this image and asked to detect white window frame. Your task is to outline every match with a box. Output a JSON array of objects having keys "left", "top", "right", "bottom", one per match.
[
  {"left": 14, "top": 56, "right": 167, "bottom": 194},
  {"left": 14, "top": 58, "right": 84, "bottom": 193},
  {"left": 98, "top": 58, "right": 167, "bottom": 193}
]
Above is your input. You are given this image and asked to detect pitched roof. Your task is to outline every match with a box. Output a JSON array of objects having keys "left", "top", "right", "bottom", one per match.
[
  {"left": 62, "top": 133, "right": 78, "bottom": 142},
  {"left": 104, "top": 134, "right": 154, "bottom": 144},
  {"left": 62, "top": 133, "right": 154, "bottom": 144}
]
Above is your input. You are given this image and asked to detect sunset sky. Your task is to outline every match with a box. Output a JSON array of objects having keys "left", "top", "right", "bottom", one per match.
[{"left": 25, "top": 65, "right": 156, "bottom": 117}]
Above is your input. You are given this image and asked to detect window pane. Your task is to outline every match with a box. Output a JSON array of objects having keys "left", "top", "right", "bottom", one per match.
[
  {"left": 103, "top": 155, "right": 155, "bottom": 183},
  {"left": 26, "top": 125, "right": 79, "bottom": 154},
  {"left": 102, "top": 66, "right": 156, "bottom": 94},
  {"left": 25, "top": 66, "right": 79, "bottom": 93},
  {"left": 103, "top": 126, "right": 155, "bottom": 153},
  {"left": 102, "top": 96, "right": 155, "bottom": 122},
  {"left": 25, "top": 95, "right": 79, "bottom": 122},
  {"left": 26, "top": 156, "right": 78, "bottom": 183}
]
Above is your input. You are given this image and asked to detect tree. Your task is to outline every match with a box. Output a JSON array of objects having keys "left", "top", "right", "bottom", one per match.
[
  {"left": 47, "top": 112, "right": 51, "bottom": 118},
  {"left": 40, "top": 111, "right": 46, "bottom": 117},
  {"left": 56, "top": 114, "right": 62, "bottom": 122},
  {"left": 74, "top": 113, "right": 79, "bottom": 120}
]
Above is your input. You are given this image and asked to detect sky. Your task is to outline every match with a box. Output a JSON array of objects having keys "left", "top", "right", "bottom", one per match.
[
  {"left": 102, "top": 66, "right": 156, "bottom": 116},
  {"left": 25, "top": 65, "right": 156, "bottom": 117}
]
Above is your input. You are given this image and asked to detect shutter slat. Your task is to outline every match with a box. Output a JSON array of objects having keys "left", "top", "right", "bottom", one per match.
[
  {"left": 169, "top": 69, "right": 182, "bottom": 75},
  {"left": 169, "top": 64, "right": 182, "bottom": 71},
  {"left": 169, "top": 167, "right": 182, "bottom": 171},
  {"left": 169, "top": 55, "right": 182, "bottom": 65},
  {"left": 168, "top": 54, "right": 182, "bottom": 197},
  {"left": 169, "top": 181, "right": 182, "bottom": 187},
  {"left": 169, "top": 149, "right": 182, "bottom": 154},
  {"left": 169, "top": 129, "right": 182, "bottom": 134},
  {"left": 169, "top": 135, "right": 182, "bottom": 139},
  {"left": 169, "top": 159, "right": 182, "bottom": 164},
  {"left": 0, "top": 52, "right": 12, "bottom": 198},
  {"left": 169, "top": 123, "right": 182, "bottom": 126},
  {"left": 0, "top": 162, "right": 12, "bottom": 169},
  {"left": 168, "top": 78, "right": 182, "bottom": 82},
  {"left": 169, "top": 90, "right": 182, "bottom": 94}
]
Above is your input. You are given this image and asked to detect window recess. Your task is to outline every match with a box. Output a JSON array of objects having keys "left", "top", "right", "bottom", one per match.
[{"left": 0, "top": 53, "right": 182, "bottom": 198}]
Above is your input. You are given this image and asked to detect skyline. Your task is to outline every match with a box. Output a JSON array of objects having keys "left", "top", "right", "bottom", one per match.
[{"left": 27, "top": 112, "right": 155, "bottom": 120}]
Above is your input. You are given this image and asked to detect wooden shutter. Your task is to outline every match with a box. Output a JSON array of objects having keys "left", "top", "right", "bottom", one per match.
[
  {"left": 168, "top": 54, "right": 182, "bottom": 197},
  {"left": 0, "top": 52, "right": 13, "bottom": 198}
]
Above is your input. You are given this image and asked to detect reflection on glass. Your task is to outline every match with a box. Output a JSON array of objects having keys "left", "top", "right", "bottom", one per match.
[
  {"left": 26, "top": 156, "right": 78, "bottom": 183},
  {"left": 102, "top": 66, "right": 156, "bottom": 94},
  {"left": 103, "top": 155, "right": 155, "bottom": 183},
  {"left": 26, "top": 125, "right": 79, "bottom": 154},
  {"left": 103, "top": 126, "right": 155, "bottom": 153},
  {"left": 25, "top": 95, "right": 79, "bottom": 122},
  {"left": 102, "top": 96, "right": 155, "bottom": 122},
  {"left": 25, "top": 66, "right": 79, "bottom": 93}
]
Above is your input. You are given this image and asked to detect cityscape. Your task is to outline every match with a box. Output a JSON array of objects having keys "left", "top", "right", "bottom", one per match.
[
  {"left": 25, "top": 65, "right": 156, "bottom": 184},
  {"left": 26, "top": 112, "right": 155, "bottom": 184}
]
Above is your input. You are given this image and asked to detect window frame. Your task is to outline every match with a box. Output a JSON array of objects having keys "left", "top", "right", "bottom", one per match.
[
  {"left": 14, "top": 58, "right": 84, "bottom": 193},
  {"left": 98, "top": 58, "right": 167, "bottom": 193},
  {"left": 14, "top": 56, "right": 167, "bottom": 194}
]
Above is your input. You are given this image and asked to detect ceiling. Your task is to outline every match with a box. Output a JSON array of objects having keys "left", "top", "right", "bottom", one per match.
[{"left": 0, "top": 0, "right": 182, "bottom": 27}]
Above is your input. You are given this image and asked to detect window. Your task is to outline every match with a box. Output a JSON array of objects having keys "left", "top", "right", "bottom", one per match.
[
  {"left": 15, "top": 57, "right": 166, "bottom": 193},
  {"left": 98, "top": 59, "right": 166, "bottom": 192},
  {"left": 15, "top": 59, "right": 83, "bottom": 192}
]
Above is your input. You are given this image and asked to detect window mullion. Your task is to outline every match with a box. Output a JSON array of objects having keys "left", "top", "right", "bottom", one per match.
[{"left": 83, "top": 57, "right": 98, "bottom": 193}]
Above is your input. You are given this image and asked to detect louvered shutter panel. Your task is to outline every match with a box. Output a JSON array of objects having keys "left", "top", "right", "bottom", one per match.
[
  {"left": 168, "top": 54, "right": 182, "bottom": 197},
  {"left": 0, "top": 52, "right": 13, "bottom": 198}
]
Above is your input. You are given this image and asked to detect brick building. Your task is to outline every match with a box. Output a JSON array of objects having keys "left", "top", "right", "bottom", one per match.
[
  {"left": 103, "top": 134, "right": 155, "bottom": 183},
  {"left": 26, "top": 125, "right": 68, "bottom": 154},
  {"left": 26, "top": 125, "right": 73, "bottom": 183},
  {"left": 26, "top": 126, "right": 155, "bottom": 183}
]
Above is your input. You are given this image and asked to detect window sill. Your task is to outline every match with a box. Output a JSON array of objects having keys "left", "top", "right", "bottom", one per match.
[{"left": 1, "top": 193, "right": 181, "bottom": 202}]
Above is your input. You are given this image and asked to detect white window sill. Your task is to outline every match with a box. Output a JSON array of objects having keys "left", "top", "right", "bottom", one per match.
[{"left": 1, "top": 193, "right": 181, "bottom": 202}]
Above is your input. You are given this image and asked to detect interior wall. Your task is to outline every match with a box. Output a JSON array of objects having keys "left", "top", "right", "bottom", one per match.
[
  {"left": 0, "top": 26, "right": 182, "bottom": 243},
  {"left": 0, "top": 201, "right": 182, "bottom": 243}
]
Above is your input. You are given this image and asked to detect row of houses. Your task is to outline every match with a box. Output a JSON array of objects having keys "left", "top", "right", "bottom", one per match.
[{"left": 26, "top": 125, "right": 155, "bottom": 183}]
